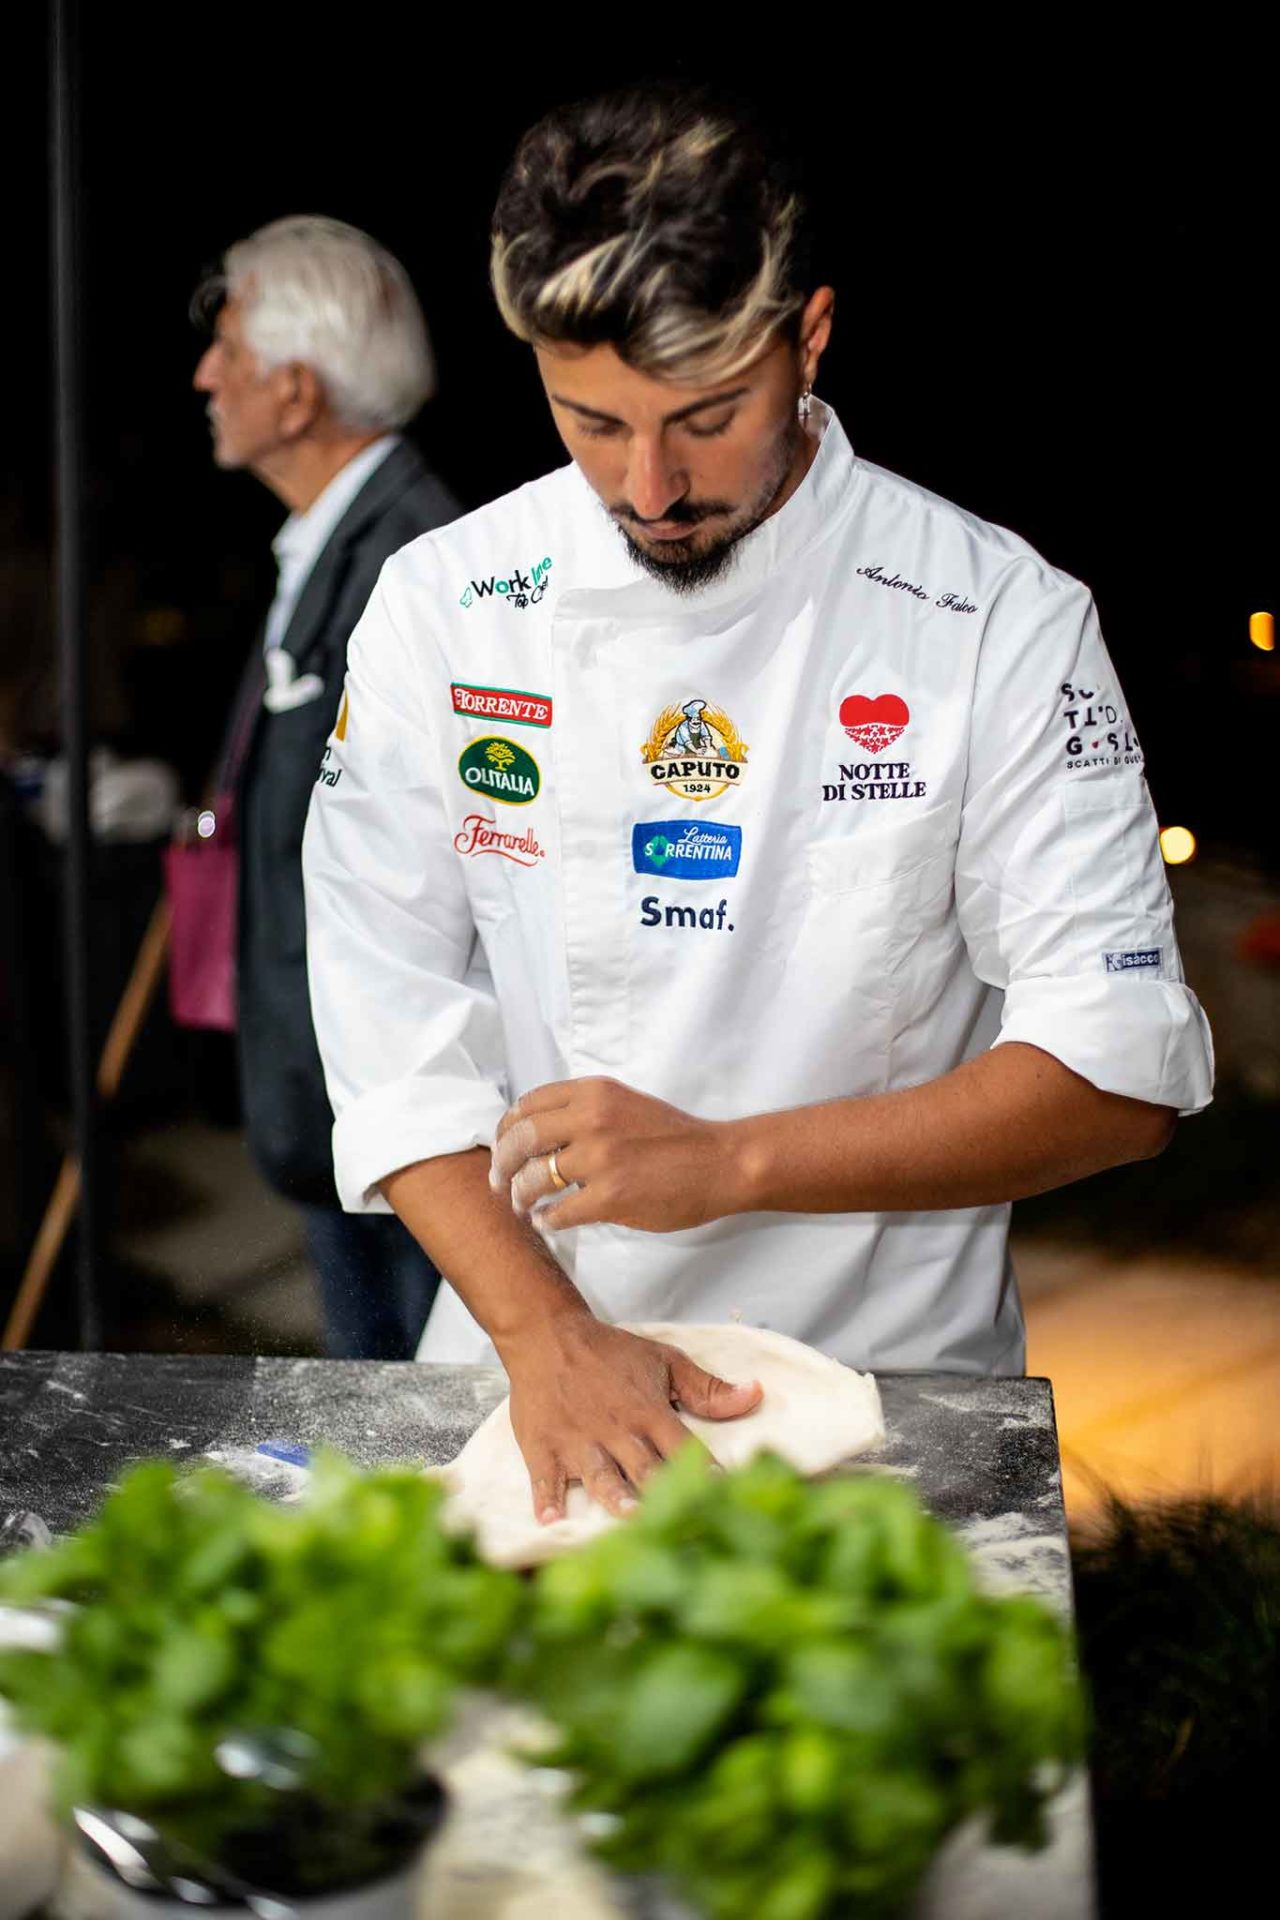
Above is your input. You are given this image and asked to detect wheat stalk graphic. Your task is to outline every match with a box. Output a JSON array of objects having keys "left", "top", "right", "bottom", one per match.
[{"left": 705, "top": 705, "right": 748, "bottom": 763}]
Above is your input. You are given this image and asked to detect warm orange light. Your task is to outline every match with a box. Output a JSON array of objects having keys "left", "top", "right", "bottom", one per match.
[
  {"left": 1250, "top": 611, "right": 1275, "bottom": 652},
  {"left": 1160, "top": 825, "right": 1197, "bottom": 865}
]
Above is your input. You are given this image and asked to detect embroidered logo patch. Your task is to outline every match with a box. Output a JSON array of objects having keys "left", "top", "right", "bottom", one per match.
[
  {"left": 1104, "top": 949, "right": 1162, "bottom": 974},
  {"left": 633, "top": 821, "right": 742, "bottom": 879},
  {"left": 460, "top": 556, "right": 553, "bottom": 610},
  {"left": 640, "top": 698, "right": 748, "bottom": 803},
  {"left": 457, "top": 736, "right": 541, "bottom": 806},
  {"left": 453, "top": 813, "right": 545, "bottom": 866},
  {"left": 838, "top": 692, "right": 910, "bottom": 754},
  {"left": 451, "top": 683, "right": 552, "bottom": 728}
]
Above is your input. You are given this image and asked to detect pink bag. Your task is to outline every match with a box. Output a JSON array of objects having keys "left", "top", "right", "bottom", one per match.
[{"left": 164, "top": 806, "right": 238, "bottom": 1031}]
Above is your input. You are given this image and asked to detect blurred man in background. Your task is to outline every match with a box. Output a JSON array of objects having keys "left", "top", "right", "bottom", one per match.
[{"left": 193, "top": 215, "right": 460, "bottom": 1357}]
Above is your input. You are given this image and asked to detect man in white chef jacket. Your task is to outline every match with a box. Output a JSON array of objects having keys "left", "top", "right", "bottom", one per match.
[{"left": 302, "top": 85, "right": 1213, "bottom": 1523}]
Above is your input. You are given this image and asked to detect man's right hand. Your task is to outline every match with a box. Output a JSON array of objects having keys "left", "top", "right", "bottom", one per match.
[{"left": 499, "top": 1309, "right": 763, "bottom": 1522}]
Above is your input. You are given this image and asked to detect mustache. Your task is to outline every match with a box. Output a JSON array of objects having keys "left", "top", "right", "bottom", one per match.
[{"left": 612, "top": 499, "right": 733, "bottom": 530}]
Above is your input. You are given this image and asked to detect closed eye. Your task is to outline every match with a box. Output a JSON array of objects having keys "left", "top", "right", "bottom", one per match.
[{"left": 685, "top": 412, "right": 736, "bottom": 439}]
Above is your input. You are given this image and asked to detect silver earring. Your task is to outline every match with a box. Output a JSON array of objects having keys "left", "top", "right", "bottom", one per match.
[{"left": 798, "top": 384, "right": 813, "bottom": 422}]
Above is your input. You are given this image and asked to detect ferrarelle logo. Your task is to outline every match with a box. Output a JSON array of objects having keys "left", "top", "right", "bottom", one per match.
[
  {"left": 453, "top": 813, "right": 545, "bottom": 866},
  {"left": 459, "top": 555, "right": 553, "bottom": 610}
]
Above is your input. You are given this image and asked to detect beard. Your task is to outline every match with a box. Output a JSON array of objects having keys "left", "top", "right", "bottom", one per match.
[{"left": 612, "top": 417, "right": 802, "bottom": 596}]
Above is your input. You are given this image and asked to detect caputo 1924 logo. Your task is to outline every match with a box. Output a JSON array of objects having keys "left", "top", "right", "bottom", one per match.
[
  {"left": 457, "top": 736, "right": 541, "bottom": 806},
  {"left": 640, "top": 697, "right": 748, "bottom": 802}
]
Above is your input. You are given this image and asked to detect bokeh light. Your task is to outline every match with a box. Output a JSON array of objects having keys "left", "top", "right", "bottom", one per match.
[
  {"left": 1249, "top": 611, "right": 1275, "bottom": 652},
  {"left": 1159, "top": 825, "right": 1197, "bottom": 865}
]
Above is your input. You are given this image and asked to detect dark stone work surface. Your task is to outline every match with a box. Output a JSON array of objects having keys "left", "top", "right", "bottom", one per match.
[{"left": 0, "top": 1356, "right": 1069, "bottom": 1605}]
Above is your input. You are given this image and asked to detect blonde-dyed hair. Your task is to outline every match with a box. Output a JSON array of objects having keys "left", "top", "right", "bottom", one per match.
[{"left": 491, "top": 87, "right": 812, "bottom": 383}]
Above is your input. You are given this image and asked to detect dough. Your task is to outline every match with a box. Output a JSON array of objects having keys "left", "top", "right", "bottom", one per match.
[{"left": 440, "top": 1322, "right": 884, "bottom": 1569}]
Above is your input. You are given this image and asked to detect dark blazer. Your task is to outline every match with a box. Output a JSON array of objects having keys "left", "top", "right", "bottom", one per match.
[{"left": 232, "top": 439, "right": 460, "bottom": 1205}]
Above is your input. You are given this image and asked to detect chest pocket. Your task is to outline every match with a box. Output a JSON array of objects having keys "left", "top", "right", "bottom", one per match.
[
  {"left": 787, "top": 801, "right": 961, "bottom": 1099},
  {"left": 806, "top": 799, "right": 959, "bottom": 914}
]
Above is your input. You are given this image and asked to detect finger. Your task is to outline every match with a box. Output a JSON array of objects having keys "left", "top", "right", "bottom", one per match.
[
  {"left": 667, "top": 1353, "right": 763, "bottom": 1422},
  {"left": 512, "top": 1147, "right": 586, "bottom": 1218},
  {"left": 534, "top": 1186, "right": 604, "bottom": 1234},
  {"left": 495, "top": 1082, "right": 581, "bottom": 1145},
  {"left": 492, "top": 1112, "right": 560, "bottom": 1186},
  {"left": 506, "top": 1136, "right": 587, "bottom": 1213},
  {"left": 644, "top": 1402, "right": 713, "bottom": 1462},
  {"left": 608, "top": 1429, "right": 666, "bottom": 1490},
  {"left": 527, "top": 1454, "right": 569, "bottom": 1526},
  {"left": 578, "top": 1449, "right": 639, "bottom": 1518}
]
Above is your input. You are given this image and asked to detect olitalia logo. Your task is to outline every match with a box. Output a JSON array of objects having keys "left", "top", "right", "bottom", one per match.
[
  {"left": 458, "top": 736, "right": 541, "bottom": 806},
  {"left": 459, "top": 555, "right": 553, "bottom": 610}
]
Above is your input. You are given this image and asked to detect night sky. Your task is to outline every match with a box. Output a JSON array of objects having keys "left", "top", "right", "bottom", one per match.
[{"left": 3, "top": 18, "right": 1271, "bottom": 858}]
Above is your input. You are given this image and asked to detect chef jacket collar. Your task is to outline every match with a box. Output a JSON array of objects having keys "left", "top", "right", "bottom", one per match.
[{"left": 559, "top": 400, "right": 860, "bottom": 623}]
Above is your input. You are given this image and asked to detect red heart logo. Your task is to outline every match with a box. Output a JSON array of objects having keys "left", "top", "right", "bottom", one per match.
[{"left": 838, "top": 692, "right": 910, "bottom": 752}]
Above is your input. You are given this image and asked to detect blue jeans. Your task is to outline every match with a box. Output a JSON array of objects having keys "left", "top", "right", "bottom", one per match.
[{"left": 301, "top": 1206, "right": 441, "bottom": 1360}]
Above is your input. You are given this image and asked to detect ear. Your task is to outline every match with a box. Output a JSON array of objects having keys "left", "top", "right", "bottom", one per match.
[
  {"left": 276, "top": 361, "right": 325, "bottom": 440},
  {"left": 799, "top": 286, "right": 835, "bottom": 388}
]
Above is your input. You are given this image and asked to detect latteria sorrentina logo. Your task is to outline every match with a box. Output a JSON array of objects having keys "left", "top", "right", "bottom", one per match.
[
  {"left": 640, "top": 697, "right": 748, "bottom": 802},
  {"left": 459, "top": 555, "right": 552, "bottom": 610},
  {"left": 633, "top": 820, "right": 742, "bottom": 879},
  {"left": 457, "top": 736, "right": 541, "bottom": 805}
]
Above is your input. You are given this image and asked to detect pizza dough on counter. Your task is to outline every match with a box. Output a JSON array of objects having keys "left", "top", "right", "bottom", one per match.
[{"left": 439, "top": 1322, "right": 885, "bottom": 1569}]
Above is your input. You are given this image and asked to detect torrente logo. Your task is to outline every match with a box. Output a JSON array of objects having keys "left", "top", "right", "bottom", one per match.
[
  {"left": 459, "top": 556, "right": 553, "bottom": 610},
  {"left": 451, "top": 683, "right": 552, "bottom": 728}
]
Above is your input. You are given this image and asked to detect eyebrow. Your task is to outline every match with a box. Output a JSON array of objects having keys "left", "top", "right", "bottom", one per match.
[{"left": 549, "top": 385, "right": 750, "bottom": 428}]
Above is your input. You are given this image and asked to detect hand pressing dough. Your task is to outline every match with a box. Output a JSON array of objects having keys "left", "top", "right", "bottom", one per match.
[{"left": 439, "top": 1322, "right": 884, "bottom": 1569}]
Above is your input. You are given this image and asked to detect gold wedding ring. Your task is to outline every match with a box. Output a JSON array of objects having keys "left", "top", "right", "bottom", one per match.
[{"left": 547, "top": 1151, "right": 568, "bottom": 1192}]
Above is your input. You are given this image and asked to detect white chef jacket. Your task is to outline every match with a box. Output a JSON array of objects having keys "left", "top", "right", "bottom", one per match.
[{"left": 301, "top": 403, "right": 1213, "bottom": 1373}]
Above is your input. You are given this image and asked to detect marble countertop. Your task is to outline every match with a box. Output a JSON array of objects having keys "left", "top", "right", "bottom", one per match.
[{"left": 0, "top": 1353, "right": 1092, "bottom": 1918}]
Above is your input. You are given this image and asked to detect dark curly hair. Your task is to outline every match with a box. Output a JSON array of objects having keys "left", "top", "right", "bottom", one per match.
[{"left": 491, "top": 85, "right": 814, "bottom": 382}]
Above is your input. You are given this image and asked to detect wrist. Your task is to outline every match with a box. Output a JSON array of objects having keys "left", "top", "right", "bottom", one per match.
[
  {"left": 713, "top": 1115, "right": 772, "bottom": 1216},
  {"left": 489, "top": 1258, "right": 594, "bottom": 1365}
]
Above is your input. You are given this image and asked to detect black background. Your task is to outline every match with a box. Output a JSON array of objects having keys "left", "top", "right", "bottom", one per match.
[{"left": 2, "top": 15, "right": 1272, "bottom": 855}]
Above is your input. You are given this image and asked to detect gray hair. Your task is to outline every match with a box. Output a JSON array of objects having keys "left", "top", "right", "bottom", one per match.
[{"left": 218, "top": 215, "right": 436, "bottom": 429}]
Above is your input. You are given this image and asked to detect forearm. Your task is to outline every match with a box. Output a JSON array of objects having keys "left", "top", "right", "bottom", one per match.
[
  {"left": 380, "top": 1149, "right": 591, "bottom": 1356},
  {"left": 725, "top": 1042, "right": 1175, "bottom": 1216}
]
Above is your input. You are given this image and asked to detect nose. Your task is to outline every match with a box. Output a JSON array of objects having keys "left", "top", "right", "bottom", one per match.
[
  {"left": 193, "top": 343, "right": 219, "bottom": 394},
  {"left": 625, "top": 434, "right": 687, "bottom": 524}
]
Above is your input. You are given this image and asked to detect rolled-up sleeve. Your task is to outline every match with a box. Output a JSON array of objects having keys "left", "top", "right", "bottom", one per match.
[
  {"left": 301, "top": 560, "right": 507, "bottom": 1211},
  {"left": 956, "top": 568, "right": 1213, "bottom": 1115}
]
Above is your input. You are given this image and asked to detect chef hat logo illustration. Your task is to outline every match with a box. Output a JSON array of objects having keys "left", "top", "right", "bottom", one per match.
[{"left": 683, "top": 699, "right": 707, "bottom": 719}]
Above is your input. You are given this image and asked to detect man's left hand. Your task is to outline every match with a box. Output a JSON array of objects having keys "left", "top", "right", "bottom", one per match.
[{"left": 491, "top": 1078, "right": 736, "bottom": 1233}]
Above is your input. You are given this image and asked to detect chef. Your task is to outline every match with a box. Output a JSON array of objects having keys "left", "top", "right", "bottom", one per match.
[{"left": 302, "top": 84, "right": 1213, "bottom": 1524}]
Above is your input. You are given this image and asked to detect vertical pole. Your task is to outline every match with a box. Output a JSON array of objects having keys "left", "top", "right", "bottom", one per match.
[{"left": 50, "top": 0, "right": 102, "bottom": 1349}]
